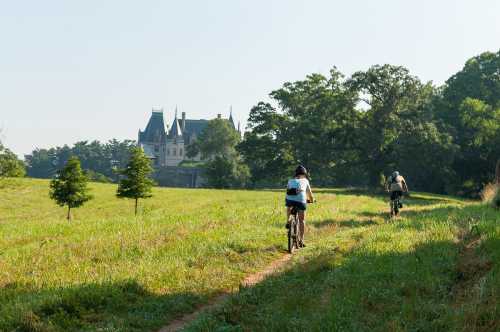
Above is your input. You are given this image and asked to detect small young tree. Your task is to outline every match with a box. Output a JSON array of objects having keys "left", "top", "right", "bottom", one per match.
[
  {"left": 116, "top": 147, "right": 155, "bottom": 215},
  {"left": 49, "top": 156, "right": 92, "bottom": 220}
]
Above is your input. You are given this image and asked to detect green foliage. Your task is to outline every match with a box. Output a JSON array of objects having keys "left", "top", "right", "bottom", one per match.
[
  {"left": 0, "top": 142, "right": 25, "bottom": 177},
  {"left": 240, "top": 70, "right": 360, "bottom": 186},
  {"left": 240, "top": 51, "right": 500, "bottom": 196},
  {"left": 49, "top": 156, "right": 92, "bottom": 220},
  {"left": 195, "top": 118, "right": 241, "bottom": 159},
  {"left": 193, "top": 118, "right": 248, "bottom": 188},
  {"left": 438, "top": 50, "right": 500, "bottom": 195},
  {"left": 84, "top": 169, "right": 112, "bottom": 183},
  {"left": 205, "top": 155, "right": 250, "bottom": 188},
  {"left": 116, "top": 147, "right": 155, "bottom": 214},
  {"left": 25, "top": 139, "right": 136, "bottom": 181}
]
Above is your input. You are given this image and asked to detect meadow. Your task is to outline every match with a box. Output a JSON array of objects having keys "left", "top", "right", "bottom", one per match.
[{"left": 0, "top": 178, "right": 498, "bottom": 331}]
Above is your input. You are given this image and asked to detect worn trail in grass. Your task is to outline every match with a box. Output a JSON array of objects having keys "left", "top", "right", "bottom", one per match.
[{"left": 186, "top": 194, "right": 499, "bottom": 331}]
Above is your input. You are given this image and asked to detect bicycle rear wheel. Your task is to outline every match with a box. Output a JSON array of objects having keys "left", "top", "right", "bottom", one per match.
[
  {"left": 287, "top": 226, "right": 294, "bottom": 253},
  {"left": 288, "top": 214, "right": 298, "bottom": 253}
]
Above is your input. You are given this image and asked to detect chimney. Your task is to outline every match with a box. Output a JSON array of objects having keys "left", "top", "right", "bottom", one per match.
[
  {"left": 181, "top": 112, "right": 186, "bottom": 131},
  {"left": 217, "top": 113, "right": 222, "bottom": 119}
]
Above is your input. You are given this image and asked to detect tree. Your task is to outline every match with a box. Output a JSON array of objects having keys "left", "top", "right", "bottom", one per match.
[
  {"left": 25, "top": 139, "right": 135, "bottom": 182},
  {"left": 191, "top": 118, "right": 249, "bottom": 188},
  {"left": 116, "top": 147, "right": 155, "bottom": 215},
  {"left": 239, "top": 69, "right": 360, "bottom": 187},
  {"left": 0, "top": 142, "right": 25, "bottom": 177},
  {"left": 205, "top": 155, "right": 250, "bottom": 188},
  {"left": 192, "top": 118, "right": 241, "bottom": 159},
  {"left": 347, "top": 64, "right": 434, "bottom": 187},
  {"left": 49, "top": 156, "right": 92, "bottom": 220}
]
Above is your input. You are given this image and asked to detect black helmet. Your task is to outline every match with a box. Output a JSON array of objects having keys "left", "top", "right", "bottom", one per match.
[{"left": 295, "top": 165, "right": 308, "bottom": 177}]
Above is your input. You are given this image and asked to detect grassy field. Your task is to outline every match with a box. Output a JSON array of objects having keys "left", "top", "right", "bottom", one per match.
[{"left": 0, "top": 178, "right": 498, "bottom": 331}]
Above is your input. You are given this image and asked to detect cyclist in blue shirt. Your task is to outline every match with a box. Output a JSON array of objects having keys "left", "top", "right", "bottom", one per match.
[{"left": 285, "top": 165, "right": 315, "bottom": 247}]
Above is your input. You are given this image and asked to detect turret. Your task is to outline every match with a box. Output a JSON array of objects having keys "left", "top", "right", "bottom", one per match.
[
  {"left": 168, "top": 107, "right": 183, "bottom": 138},
  {"left": 229, "top": 105, "right": 236, "bottom": 129}
]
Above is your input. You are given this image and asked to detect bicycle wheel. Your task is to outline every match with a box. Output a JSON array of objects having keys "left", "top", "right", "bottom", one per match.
[
  {"left": 287, "top": 224, "right": 294, "bottom": 253},
  {"left": 394, "top": 199, "right": 400, "bottom": 216},
  {"left": 292, "top": 214, "right": 300, "bottom": 250},
  {"left": 288, "top": 214, "right": 299, "bottom": 253}
]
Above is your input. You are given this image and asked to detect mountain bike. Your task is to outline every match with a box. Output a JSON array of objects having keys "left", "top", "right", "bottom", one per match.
[
  {"left": 390, "top": 191, "right": 407, "bottom": 217},
  {"left": 390, "top": 196, "right": 401, "bottom": 217},
  {"left": 287, "top": 200, "right": 314, "bottom": 253}
]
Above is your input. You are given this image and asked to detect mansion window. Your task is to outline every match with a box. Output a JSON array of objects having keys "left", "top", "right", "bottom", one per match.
[
  {"left": 173, "top": 148, "right": 177, "bottom": 156},
  {"left": 180, "top": 148, "right": 183, "bottom": 156},
  {"left": 154, "top": 145, "right": 159, "bottom": 152},
  {"left": 167, "top": 149, "right": 170, "bottom": 156}
]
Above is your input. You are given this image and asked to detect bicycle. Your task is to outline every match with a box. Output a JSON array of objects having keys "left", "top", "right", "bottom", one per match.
[
  {"left": 390, "top": 191, "right": 407, "bottom": 217},
  {"left": 287, "top": 200, "right": 314, "bottom": 253}
]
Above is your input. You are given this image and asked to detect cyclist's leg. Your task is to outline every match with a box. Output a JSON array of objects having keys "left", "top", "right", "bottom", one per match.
[
  {"left": 286, "top": 206, "right": 292, "bottom": 226},
  {"left": 298, "top": 210, "right": 305, "bottom": 245},
  {"left": 389, "top": 191, "right": 395, "bottom": 215}
]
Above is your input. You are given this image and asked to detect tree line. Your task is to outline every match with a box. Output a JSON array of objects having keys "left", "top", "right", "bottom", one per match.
[
  {"left": 237, "top": 50, "right": 500, "bottom": 197},
  {"left": 24, "top": 139, "right": 136, "bottom": 182}
]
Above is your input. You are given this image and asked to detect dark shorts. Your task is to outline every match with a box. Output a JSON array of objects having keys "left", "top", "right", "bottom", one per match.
[
  {"left": 285, "top": 199, "right": 307, "bottom": 211},
  {"left": 390, "top": 191, "right": 403, "bottom": 201}
]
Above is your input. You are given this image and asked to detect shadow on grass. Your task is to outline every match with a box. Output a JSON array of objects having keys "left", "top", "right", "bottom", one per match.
[
  {"left": 187, "top": 205, "right": 499, "bottom": 331},
  {"left": 0, "top": 280, "right": 205, "bottom": 332}
]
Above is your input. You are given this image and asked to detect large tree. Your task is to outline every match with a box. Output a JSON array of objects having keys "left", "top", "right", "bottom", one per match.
[
  {"left": 240, "top": 69, "right": 360, "bottom": 186},
  {"left": 437, "top": 50, "right": 500, "bottom": 194},
  {"left": 347, "top": 64, "right": 445, "bottom": 187},
  {"left": 187, "top": 118, "right": 241, "bottom": 159},
  {"left": 187, "top": 118, "right": 249, "bottom": 188}
]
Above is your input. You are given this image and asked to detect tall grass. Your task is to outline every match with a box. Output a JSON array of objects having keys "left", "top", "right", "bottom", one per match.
[{"left": 1, "top": 179, "right": 498, "bottom": 331}]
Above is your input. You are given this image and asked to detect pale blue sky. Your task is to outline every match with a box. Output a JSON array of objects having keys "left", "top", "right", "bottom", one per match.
[{"left": 1, "top": 0, "right": 499, "bottom": 156}]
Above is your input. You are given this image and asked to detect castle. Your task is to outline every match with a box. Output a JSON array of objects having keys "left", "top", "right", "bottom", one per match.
[{"left": 138, "top": 108, "right": 240, "bottom": 167}]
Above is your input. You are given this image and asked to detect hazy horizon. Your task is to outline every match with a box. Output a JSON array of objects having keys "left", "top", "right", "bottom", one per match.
[{"left": 1, "top": 0, "right": 499, "bottom": 157}]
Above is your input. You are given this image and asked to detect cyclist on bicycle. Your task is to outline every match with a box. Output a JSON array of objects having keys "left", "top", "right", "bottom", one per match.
[
  {"left": 285, "top": 165, "right": 315, "bottom": 248},
  {"left": 386, "top": 171, "right": 409, "bottom": 211}
]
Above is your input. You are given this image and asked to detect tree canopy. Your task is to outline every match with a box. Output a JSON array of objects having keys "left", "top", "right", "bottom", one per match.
[{"left": 238, "top": 50, "right": 500, "bottom": 196}]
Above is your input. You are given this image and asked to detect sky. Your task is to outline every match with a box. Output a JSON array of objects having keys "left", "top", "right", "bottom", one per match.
[{"left": 1, "top": 0, "right": 499, "bottom": 157}]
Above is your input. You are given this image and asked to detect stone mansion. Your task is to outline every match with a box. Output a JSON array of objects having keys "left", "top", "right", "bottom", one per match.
[{"left": 138, "top": 108, "right": 240, "bottom": 167}]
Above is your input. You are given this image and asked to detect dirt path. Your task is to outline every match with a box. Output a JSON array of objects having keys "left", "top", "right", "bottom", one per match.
[{"left": 158, "top": 254, "right": 292, "bottom": 332}]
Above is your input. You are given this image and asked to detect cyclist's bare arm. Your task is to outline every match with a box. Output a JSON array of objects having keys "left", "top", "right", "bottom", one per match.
[
  {"left": 306, "top": 186, "right": 315, "bottom": 202},
  {"left": 402, "top": 179, "right": 409, "bottom": 192}
]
